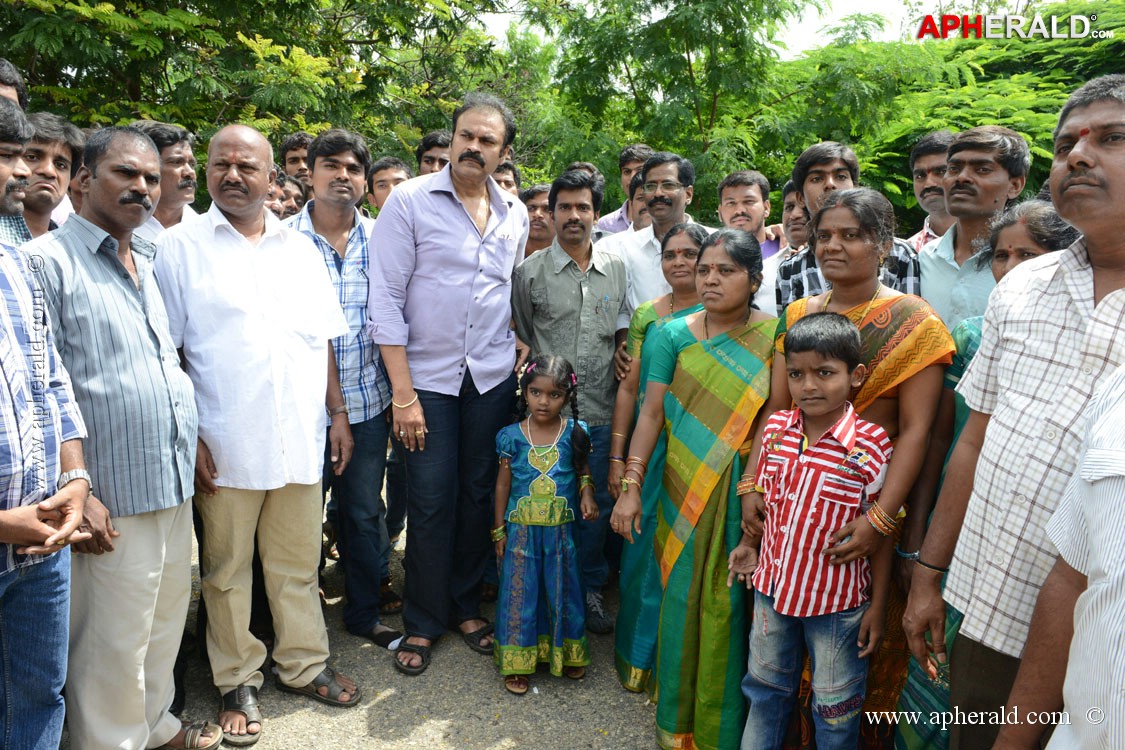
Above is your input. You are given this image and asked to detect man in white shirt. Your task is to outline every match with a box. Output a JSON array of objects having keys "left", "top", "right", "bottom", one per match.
[{"left": 156, "top": 124, "right": 358, "bottom": 747}]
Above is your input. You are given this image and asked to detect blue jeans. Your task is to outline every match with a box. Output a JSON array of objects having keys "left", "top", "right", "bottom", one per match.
[
  {"left": 0, "top": 549, "right": 70, "bottom": 750},
  {"left": 741, "top": 591, "right": 868, "bottom": 750},
  {"left": 402, "top": 371, "right": 515, "bottom": 639},
  {"left": 575, "top": 423, "right": 613, "bottom": 594},
  {"left": 385, "top": 437, "right": 407, "bottom": 540},
  {"left": 323, "top": 414, "right": 392, "bottom": 635}
]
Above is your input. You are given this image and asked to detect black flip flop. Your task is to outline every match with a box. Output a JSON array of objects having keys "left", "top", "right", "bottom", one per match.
[
  {"left": 393, "top": 640, "right": 432, "bottom": 676},
  {"left": 219, "top": 685, "right": 262, "bottom": 746},
  {"left": 365, "top": 627, "right": 403, "bottom": 650},
  {"left": 460, "top": 620, "right": 495, "bottom": 655}
]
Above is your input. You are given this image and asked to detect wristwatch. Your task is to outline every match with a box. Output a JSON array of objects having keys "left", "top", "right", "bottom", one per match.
[{"left": 57, "top": 469, "right": 93, "bottom": 495}]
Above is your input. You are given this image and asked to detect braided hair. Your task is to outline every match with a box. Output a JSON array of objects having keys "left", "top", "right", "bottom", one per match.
[{"left": 516, "top": 354, "right": 592, "bottom": 469}]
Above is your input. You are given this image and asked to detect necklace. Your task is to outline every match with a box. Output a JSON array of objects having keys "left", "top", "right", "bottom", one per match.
[
  {"left": 521, "top": 414, "right": 565, "bottom": 451},
  {"left": 703, "top": 310, "right": 750, "bottom": 341},
  {"left": 668, "top": 291, "right": 675, "bottom": 314},
  {"left": 824, "top": 283, "right": 882, "bottom": 322}
]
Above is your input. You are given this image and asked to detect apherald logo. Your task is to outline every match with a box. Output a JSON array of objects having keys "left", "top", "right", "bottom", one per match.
[{"left": 917, "top": 13, "right": 1114, "bottom": 39}]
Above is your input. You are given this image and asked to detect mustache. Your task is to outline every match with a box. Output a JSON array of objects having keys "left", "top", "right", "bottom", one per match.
[
  {"left": 563, "top": 220, "right": 585, "bottom": 230},
  {"left": 1059, "top": 170, "right": 1105, "bottom": 192},
  {"left": 949, "top": 183, "right": 976, "bottom": 195},
  {"left": 5, "top": 178, "right": 27, "bottom": 194},
  {"left": 920, "top": 187, "right": 944, "bottom": 198},
  {"left": 120, "top": 193, "right": 153, "bottom": 210},
  {"left": 177, "top": 178, "right": 197, "bottom": 191},
  {"left": 220, "top": 181, "right": 248, "bottom": 194},
  {"left": 459, "top": 151, "right": 485, "bottom": 166},
  {"left": 647, "top": 196, "right": 672, "bottom": 209}
]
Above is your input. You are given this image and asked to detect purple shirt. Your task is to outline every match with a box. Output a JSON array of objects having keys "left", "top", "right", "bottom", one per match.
[
  {"left": 367, "top": 166, "right": 529, "bottom": 396},
  {"left": 596, "top": 200, "right": 631, "bottom": 235},
  {"left": 760, "top": 237, "right": 781, "bottom": 260}
]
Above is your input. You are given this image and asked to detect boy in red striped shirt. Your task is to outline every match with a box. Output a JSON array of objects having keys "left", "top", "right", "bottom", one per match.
[{"left": 729, "top": 313, "right": 893, "bottom": 750}]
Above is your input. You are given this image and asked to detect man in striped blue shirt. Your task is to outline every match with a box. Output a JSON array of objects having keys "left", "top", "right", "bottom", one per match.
[
  {"left": 0, "top": 96, "right": 90, "bottom": 750},
  {"left": 287, "top": 128, "right": 401, "bottom": 649},
  {"left": 25, "top": 126, "right": 211, "bottom": 750}
]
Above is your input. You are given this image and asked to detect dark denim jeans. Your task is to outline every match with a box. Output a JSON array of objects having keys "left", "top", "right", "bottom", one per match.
[
  {"left": 402, "top": 371, "right": 515, "bottom": 640},
  {"left": 575, "top": 423, "right": 613, "bottom": 594},
  {"left": 384, "top": 438, "right": 408, "bottom": 541},
  {"left": 323, "top": 414, "right": 392, "bottom": 636},
  {"left": 741, "top": 591, "right": 868, "bottom": 750},
  {"left": 0, "top": 549, "right": 70, "bottom": 750}
]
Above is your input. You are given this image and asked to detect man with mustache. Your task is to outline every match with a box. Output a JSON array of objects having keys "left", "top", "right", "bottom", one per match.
[
  {"left": 131, "top": 120, "right": 199, "bottom": 242},
  {"left": 368, "top": 92, "right": 528, "bottom": 675},
  {"left": 22, "top": 112, "right": 83, "bottom": 238},
  {"left": 511, "top": 168, "right": 628, "bottom": 634},
  {"left": 917, "top": 126, "right": 1028, "bottom": 328},
  {"left": 0, "top": 99, "right": 31, "bottom": 247},
  {"left": 156, "top": 124, "right": 357, "bottom": 744},
  {"left": 520, "top": 183, "right": 554, "bottom": 256},
  {"left": 25, "top": 126, "right": 214, "bottom": 750},
  {"left": 907, "top": 130, "right": 955, "bottom": 252},
  {"left": 903, "top": 76, "right": 1125, "bottom": 749},
  {"left": 716, "top": 170, "right": 779, "bottom": 311},
  {"left": 286, "top": 128, "right": 402, "bottom": 651}
]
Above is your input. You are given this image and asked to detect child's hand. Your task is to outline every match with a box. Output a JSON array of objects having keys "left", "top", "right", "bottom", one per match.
[
  {"left": 857, "top": 604, "right": 884, "bottom": 658},
  {"left": 580, "top": 492, "right": 599, "bottom": 521},
  {"left": 740, "top": 492, "right": 765, "bottom": 538},
  {"left": 727, "top": 543, "right": 759, "bottom": 589}
]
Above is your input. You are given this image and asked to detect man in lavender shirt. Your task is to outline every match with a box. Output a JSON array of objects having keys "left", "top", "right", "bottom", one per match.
[{"left": 367, "top": 92, "right": 529, "bottom": 675}]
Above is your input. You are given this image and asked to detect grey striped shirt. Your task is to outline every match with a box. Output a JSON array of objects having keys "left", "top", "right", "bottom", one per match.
[{"left": 23, "top": 215, "right": 197, "bottom": 517}]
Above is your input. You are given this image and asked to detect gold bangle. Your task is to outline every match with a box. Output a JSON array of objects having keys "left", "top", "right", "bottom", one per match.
[
  {"left": 620, "top": 476, "right": 641, "bottom": 493},
  {"left": 490, "top": 525, "right": 507, "bottom": 542},
  {"left": 578, "top": 475, "right": 594, "bottom": 491},
  {"left": 611, "top": 432, "right": 627, "bottom": 438},
  {"left": 329, "top": 404, "right": 348, "bottom": 417},
  {"left": 392, "top": 393, "right": 419, "bottom": 409}
]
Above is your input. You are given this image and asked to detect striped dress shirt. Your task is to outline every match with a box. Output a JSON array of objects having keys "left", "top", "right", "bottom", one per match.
[
  {"left": 752, "top": 406, "right": 892, "bottom": 618},
  {"left": 1045, "top": 362, "right": 1125, "bottom": 749},
  {"left": 24, "top": 215, "right": 197, "bottom": 518},
  {"left": 947, "top": 238, "right": 1125, "bottom": 657},
  {"left": 0, "top": 242, "right": 85, "bottom": 573},
  {"left": 287, "top": 202, "right": 390, "bottom": 423}
]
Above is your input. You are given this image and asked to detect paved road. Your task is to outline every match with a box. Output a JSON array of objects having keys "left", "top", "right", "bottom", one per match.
[{"left": 176, "top": 543, "right": 658, "bottom": 749}]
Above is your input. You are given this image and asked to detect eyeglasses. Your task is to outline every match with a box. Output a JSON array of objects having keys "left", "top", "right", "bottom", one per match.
[{"left": 643, "top": 180, "right": 684, "bottom": 194}]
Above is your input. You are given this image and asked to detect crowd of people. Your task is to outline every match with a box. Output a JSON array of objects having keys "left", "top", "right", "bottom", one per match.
[{"left": 0, "top": 54, "right": 1123, "bottom": 750}]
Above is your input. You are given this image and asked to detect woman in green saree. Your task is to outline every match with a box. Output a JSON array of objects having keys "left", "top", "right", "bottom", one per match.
[
  {"left": 612, "top": 228, "right": 776, "bottom": 750},
  {"left": 608, "top": 222, "right": 707, "bottom": 694}
]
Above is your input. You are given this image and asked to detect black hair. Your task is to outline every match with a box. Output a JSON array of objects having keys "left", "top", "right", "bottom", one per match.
[
  {"left": 368, "top": 156, "right": 414, "bottom": 191},
  {"left": 791, "top": 142, "right": 859, "bottom": 194},
  {"left": 718, "top": 170, "right": 770, "bottom": 202},
  {"left": 519, "top": 183, "right": 550, "bottom": 204},
  {"left": 0, "top": 97, "right": 32, "bottom": 144},
  {"left": 28, "top": 112, "right": 84, "bottom": 178},
  {"left": 548, "top": 169, "right": 604, "bottom": 214},
  {"left": 83, "top": 126, "right": 158, "bottom": 176},
  {"left": 276, "top": 172, "right": 309, "bottom": 205},
  {"left": 0, "top": 59, "right": 28, "bottom": 110},
  {"left": 948, "top": 125, "right": 1031, "bottom": 180},
  {"left": 130, "top": 120, "right": 194, "bottom": 154},
  {"left": 516, "top": 355, "right": 591, "bottom": 469},
  {"left": 278, "top": 131, "right": 313, "bottom": 162},
  {"left": 1055, "top": 74, "right": 1125, "bottom": 139},
  {"left": 452, "top": 92, "right": 517, "bottom": 149},
  {"left": 641, "top": 151, "right": 695, "bottom": 188},
  {"left": 495, "top": 160, "right": 522, "bottom": 190},
  {"left": 781, "top": 179, "right": 798, "bottom": 201},
  {"left": 660, "top": 222, "right": 709, "bottom": 253},
  {"left": 414, "top": 130, "right": 451, "bottom": 167},
  {"left": 618, "top": 143, "right": 654, "bottom": 170},
  {"left": 810, "top": 188, "right": 897, "bottom": 256},
  {"left": 785, "top": 312, "right": 863, "bottom": 372},
  {"left": 628, "top": 171, "right": 645, "bottom": 200},
  {"left": 977, "top": 199, "right": 1080, "bottom": 269},
  {"left": 909, "top": 131, "right": 954, "bottom": 171},
  {"left": 307, "top": 128, "right": 371, "bottom": 177}
]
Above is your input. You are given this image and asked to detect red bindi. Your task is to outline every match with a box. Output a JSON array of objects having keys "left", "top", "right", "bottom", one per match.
[{"left": 1079, "top": 127, "right": 1091, "bottom": 137}]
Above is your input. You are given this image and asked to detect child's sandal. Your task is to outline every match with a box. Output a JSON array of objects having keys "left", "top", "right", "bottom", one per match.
[
  {"left": 564, "top": 666, "right": 586, "bottom": 680},
  {"left": 503, "top": 675, "right": 529, "bottom": 695}
]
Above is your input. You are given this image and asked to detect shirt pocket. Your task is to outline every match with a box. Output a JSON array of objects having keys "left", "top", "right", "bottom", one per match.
[
  {"left": 760, "top": 454, "right": 788, "bottom": 503},
  {"left": 818, "top": 472, "right": 865, "bottom": 509},
  {"left": 530, "top": 286, "right": 551, "bottom": 319}
]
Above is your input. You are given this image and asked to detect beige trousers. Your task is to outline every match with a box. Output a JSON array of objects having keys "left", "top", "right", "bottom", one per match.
[
  {"left": 195, "top": 482, "right": 330, "bottom": 694},
  {"left": 66, "top": 500, "right": 193, "bottom": 750}
]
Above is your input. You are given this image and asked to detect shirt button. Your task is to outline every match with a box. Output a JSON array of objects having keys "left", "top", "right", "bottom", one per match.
[
  {"left": 1014, "top": 492, "right": 1027, "bottom": 504},
  {"left": 1045, "top": 429, "right": 1057, "bottom": 440},
  {"left": 1083, "top": 365, "right": 1093, "bottom": 375},
  {"left": 774, "top": 559, "right": 781, "bottom": 566},
  {"left": 787, "top": 493, "right": 797, "bottom": 501},
  {"left": 780, "top": 525, "right": 788, "bottom": 533},
  {"left": 990, "top": 550, "right": 1005, "bottom": 566}
]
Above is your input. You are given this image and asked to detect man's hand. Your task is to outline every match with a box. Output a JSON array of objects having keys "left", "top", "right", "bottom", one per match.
[
  {"left": 903, "top": 567, "right": 949, "bottom": 668},
  {"left": 392, "top": 398, "right": 428, "bottom": 452},
  {"left": 195, "top": 438, "right": 219, "bottom": 496},
  {"left": 72, "top": 494, "right": 119, "bottom": 555},
  {"left": 613, "top": 341, "right": 632, "bottom": 381},
  {"left": 15, "top": 480, "right": 92, "bottom": 554},
  {"left": 328, "top": 414, "right": 354, "bottom": 475},
  {"left": 515, "top": 334, "right": 530, "bottom": 374}
]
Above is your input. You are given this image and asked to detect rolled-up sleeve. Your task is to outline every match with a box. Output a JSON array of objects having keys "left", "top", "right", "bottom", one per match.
[{"left": 366, "top": 190, "right": 416, "bottom": 346}]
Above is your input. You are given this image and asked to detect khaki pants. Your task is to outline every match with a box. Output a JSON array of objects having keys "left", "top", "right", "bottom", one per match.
[
  {"left": 196, "top": 482, "right": 330, "bottom": 693},
  {"left": 66, "top": 500, "right": 193, "bottom": 750}
]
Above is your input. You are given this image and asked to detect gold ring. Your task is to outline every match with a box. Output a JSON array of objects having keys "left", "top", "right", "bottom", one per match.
[{"left": 414, "top": 429, "right": 424, "bottom": 435}]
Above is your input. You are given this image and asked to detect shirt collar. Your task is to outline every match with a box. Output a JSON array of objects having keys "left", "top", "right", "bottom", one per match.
[
  {"left": 65, "top": 213, "right": 156, "bottom": 259},
  {"left": 207, "top": 201, "right": 285, "bottom": 241},
  {"left": 547, "top": 238, "right": 605, "bottom": 275},
  {"left": 289, "top": 200, "right": 367, "bottom": 238},
  {"left": 780, "top": 402, "right": 859, "bottom": 452},
  {"left": 427, "top": 163, "right": 516, "bottom": 215}
]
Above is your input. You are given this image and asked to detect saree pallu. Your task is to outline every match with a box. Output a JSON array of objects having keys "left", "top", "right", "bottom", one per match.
[
  {"left": 652, "top": 318, "right": 774, "bottom": 750},
  {"left": 778, "top": 295, "right": 954, "bottom": 750},
  {"left": 616, "top": 301, "right": 703, "bottom": 693}
]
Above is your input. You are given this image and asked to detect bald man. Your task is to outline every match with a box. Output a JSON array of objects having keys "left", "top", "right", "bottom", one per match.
[{"left": 155, "top": 125, "right": 360, "bottom": 746}]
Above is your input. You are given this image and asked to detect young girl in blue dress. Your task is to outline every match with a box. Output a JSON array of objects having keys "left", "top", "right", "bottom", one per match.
[{"left": 492, "top": 355, "right": 598, "bottom": 695}]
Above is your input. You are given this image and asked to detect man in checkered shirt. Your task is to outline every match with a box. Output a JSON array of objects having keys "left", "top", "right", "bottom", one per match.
[
  {"left": 904, "top": 75, "right": 1125, "bottom": 749},
  {"left": 774, "top": 141, "right": 919, "bottom": 316}
]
